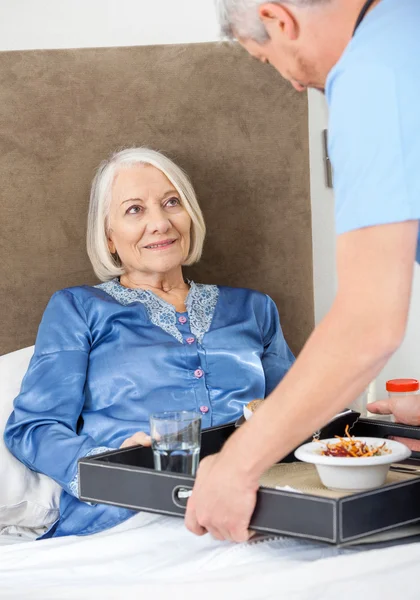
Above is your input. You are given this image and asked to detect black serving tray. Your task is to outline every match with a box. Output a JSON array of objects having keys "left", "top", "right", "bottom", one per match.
[{"left": 78, "top": 414, "right": 420, "bottom": 545}]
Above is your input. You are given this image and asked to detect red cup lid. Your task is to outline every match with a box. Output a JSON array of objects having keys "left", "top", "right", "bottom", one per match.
[{"left": 386, "top": 378, "right": 420, "bottom": 393}]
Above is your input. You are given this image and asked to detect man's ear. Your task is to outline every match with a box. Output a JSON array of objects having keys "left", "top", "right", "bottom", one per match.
[{"left": 258, "top": 2, "right": 299, "bottom": 41}]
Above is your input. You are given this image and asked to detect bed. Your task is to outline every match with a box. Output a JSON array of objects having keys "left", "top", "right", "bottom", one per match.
[
  {"left": 1, "top": 42, "right": 419, "bottom": 599},
  {"left": 1, "top": 512, "right": 420, "bottom": 599}
]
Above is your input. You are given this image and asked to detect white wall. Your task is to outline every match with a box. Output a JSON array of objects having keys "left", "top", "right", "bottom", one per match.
[
  {"left": 1, "top": 0, "right": 419, "bottom": 397},
  {"left": 0, "top": 0, "right": 220, "bottom": 49},
  {"left": 378, "top": 269, "right": 420, "bottom": 393},
  {"left": 307, "top": 90, "right": 336, "bottom": 325}
]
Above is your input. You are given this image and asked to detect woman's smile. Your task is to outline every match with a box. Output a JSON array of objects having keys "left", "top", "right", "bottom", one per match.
[{"left": 143, "top": 238, "right": 177, "bottom": 251}]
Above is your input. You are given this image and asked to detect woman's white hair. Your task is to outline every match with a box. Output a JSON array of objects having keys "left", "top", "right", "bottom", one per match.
[
  {"left": 215, "top": 0, "right": 331, "bottom": 42},
  {"left": 87, "top": 147, "right": 206, "bottom": 282}
]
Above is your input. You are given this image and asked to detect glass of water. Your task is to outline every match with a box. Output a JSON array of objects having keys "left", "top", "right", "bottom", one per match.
[{"left": 149, "top": 411, "right": 202, "bottom": 476}]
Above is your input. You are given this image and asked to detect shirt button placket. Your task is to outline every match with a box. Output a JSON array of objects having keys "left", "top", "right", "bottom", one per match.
[
  {"left": 193, "top": 370, "right": 211, "bottom": 421},
  {"left": 180, "top": 314, "right": 210, "bottom": 422}
]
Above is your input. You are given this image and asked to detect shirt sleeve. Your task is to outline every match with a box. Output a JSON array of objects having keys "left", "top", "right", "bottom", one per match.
[
  {"left": 328, "top": 61, "right": 420, "bottom": 235},
  {"left": 4, "top": 290, "right": 112, "bottom": 498},
  {"left": 261, "top": 296, "right": 295, "bottom": 396}
]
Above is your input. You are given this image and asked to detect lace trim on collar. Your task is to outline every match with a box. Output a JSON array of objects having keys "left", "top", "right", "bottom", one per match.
[{"left": 95, "top": 279, "right": 219, "bottom": 345}]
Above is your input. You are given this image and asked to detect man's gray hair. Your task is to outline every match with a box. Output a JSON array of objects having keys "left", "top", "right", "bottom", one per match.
[{"left": 215, "top": 0, "right": 330, "bottom": 42}]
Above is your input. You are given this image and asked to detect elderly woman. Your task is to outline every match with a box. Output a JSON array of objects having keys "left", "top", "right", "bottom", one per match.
[{"left": 4, "top": 148, "right": 294, "bottom": 539}]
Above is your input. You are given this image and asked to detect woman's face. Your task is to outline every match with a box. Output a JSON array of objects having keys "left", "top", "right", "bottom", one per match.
[{"left": 107, "top": 164, "right": 192, "bottom": 279}]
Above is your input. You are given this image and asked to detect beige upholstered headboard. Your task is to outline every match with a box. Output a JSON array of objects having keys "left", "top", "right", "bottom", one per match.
[{"left": 0, "top": 42, "right": 313, "bottom": 356}]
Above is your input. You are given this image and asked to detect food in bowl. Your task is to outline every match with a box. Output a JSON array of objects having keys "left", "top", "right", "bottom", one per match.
[
  {"left": 320, "top": 425, "right": 391, "bottom": 458},
  {"left": 243, "top": 399, "right": 264, "bottom": 421},
  {"left": 246, "top": 399, "right": 264, "bottom": 413},
  {"left": 294, "top": 428, "right": 411, "bottom": 491}
]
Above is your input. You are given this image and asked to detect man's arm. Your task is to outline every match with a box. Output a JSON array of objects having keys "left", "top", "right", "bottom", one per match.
[{"left": 185, "top": 220, "right": 418, "bottom": 542}]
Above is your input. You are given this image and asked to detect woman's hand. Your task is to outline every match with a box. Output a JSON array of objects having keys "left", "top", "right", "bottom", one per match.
[
  {"left": 120, "top": 432, "right": 152, "bottom": 448},
  {"left": 367, "top": 396, "right": 420, "bottom": 451}
]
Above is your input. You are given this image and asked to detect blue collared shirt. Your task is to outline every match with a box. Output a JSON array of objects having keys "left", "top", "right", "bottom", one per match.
[
  {"left": 4, "top": 280, "right": 294, "bottom": 538},
  {"left": 326, "top": 0, "right": 420, "bottom": 260}
]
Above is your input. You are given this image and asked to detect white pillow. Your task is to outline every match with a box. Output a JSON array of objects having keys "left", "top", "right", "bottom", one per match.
[{"left": 0, "top": 346, "right": 61, "bottom": 528}]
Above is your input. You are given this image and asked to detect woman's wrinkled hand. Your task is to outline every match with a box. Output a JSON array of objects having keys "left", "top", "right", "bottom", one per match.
[{"left": 120, "top": 432, "right": 152, "bottom": 449}]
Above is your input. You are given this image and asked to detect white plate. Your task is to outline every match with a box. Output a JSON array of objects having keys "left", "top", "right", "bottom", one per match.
[{"left": 294, "top": 437, "right": 411, "bottom": 491}]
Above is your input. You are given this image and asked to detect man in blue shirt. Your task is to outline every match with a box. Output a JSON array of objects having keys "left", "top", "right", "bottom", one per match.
[{"left": 186, "top": 0, "right": 420, "bottom": 542}]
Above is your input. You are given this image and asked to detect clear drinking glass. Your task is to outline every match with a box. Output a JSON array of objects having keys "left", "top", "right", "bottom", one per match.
[{"left": 149, "top": 411, "right": 202, "bottom": 476}]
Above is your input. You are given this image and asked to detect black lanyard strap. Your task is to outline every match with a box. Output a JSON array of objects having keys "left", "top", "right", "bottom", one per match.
[{"left": 353, "top": 0, "right": 378, "bottom": 36}]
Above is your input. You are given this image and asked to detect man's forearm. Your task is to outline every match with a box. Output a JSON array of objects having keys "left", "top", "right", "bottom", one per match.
[{"left": 222, "top": 302, "right": 401, "bottom": 482}]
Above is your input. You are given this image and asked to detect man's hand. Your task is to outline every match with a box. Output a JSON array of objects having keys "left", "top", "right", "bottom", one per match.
[
  {"left": 120, "top": 432, "right": 152, "bottom": 448},
  {"left": 368, "top": 396, "right": 420, "bottom": 426},
  {"left": 185, "top": 452, "right": 259, "bottom": 542},
  {"left": 368, "top": 396, "right": 420, "bottom": 451}
]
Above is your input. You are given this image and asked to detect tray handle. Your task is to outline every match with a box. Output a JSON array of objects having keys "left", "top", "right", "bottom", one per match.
[{"left": 172, "top": 485, "right": 193, "bottom": 509}]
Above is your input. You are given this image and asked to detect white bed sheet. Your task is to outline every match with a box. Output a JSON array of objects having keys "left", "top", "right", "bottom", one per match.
[
  {"left": 1, "top": 512, "right": 420, "bottom": 599},
  {"left": 0, "top": 525, "right": 43, "bottom": 546}
]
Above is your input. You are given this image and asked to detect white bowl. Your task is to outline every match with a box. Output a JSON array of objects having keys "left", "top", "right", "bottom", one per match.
[
  {"left": 243, "top": 405, "right": 254, "bottom": 421},
  {"left": 294, "top": 437, "right": 411, "bottom": 492}
]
